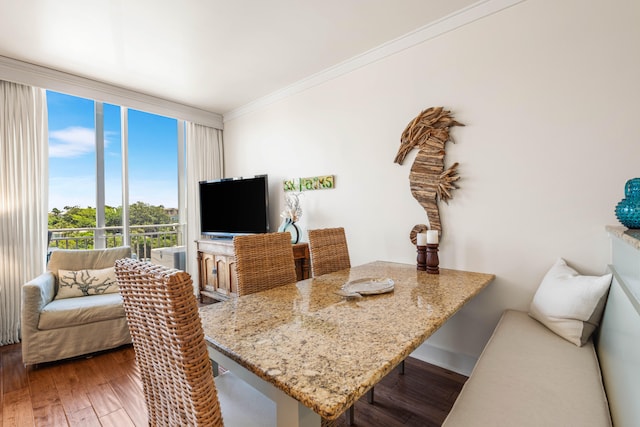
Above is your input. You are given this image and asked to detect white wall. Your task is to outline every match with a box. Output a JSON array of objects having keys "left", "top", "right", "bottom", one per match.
[{"left": 222, "top": 0, "right": 640, "bottom": 374}]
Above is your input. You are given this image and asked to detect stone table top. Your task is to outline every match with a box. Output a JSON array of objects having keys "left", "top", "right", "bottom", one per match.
[
  {"left": 199, "top": 261, "right": 495, "bottom": 420},
  {"left": 606, "top": 225, "right": 640, "bottom": 250}
]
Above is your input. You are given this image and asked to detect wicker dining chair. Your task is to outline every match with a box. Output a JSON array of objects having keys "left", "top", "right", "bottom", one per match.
[
  {"left": 233, "top": 232, "right": 298, "bottom": 296},
  {"left": 114, "top": 258, "right": 275, "bottom": 427},
  {"left": 307, "top": 227, "right": 351, "bottom": 277}
]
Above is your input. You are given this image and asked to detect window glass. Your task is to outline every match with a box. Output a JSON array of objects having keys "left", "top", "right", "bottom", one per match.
[
  {"left": 128, "top": 109, "right": 179, "bottom": 257},
  {"left": 47, "top": 91, "right": 96, "bottom": 248}
]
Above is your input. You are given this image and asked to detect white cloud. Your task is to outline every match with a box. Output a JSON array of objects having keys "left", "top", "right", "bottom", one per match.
[{"left": 49, "top": 126, "right": 95, "bottom": 158}]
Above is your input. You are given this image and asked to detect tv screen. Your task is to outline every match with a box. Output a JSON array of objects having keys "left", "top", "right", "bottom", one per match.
[{"left": 199, "top": 175, "right": 270, "bottom": 237}]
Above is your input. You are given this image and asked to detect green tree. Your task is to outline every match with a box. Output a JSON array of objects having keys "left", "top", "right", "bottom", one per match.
[
  {"left": 48, "top": 206, "right": 96, "bottom": 229},
  {"left": 105, "top": 206, "right": 122, "bottom": 227},
  {"left": 48, "top": 203, "right": 176, "bottom": 251},
  {"left": 47, "top": 206, "right": 96, "bottom": 249},
  {"left": 128, "top": 202, "right": 171, "bottom": 226},
  {"left": 48, "top": 203, "right": 172, "bottom": 229}
]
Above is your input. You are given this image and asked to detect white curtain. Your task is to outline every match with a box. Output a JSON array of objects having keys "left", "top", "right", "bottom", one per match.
[
  {"left": 0, "top": 81, "right": 48, "bottom": 345},
  {"left": 185, "top": 123, "right": 224, "bottom": 290}
]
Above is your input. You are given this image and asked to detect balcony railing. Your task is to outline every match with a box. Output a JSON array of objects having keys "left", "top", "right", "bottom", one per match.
[{"left": 49, "top": 223, "right": 183, "bottom": 260}]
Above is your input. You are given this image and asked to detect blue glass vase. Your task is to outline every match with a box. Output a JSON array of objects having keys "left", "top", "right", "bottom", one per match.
[{"left": 615, "top": 178, "right": 640, "bottom": 229}]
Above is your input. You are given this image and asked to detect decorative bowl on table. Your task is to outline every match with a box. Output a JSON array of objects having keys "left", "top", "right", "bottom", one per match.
[{"left": 336, "top": 278, "right": 395, "bottom": 297}]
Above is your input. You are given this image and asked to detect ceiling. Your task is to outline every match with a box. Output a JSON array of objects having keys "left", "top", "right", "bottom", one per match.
[{"left": 0, "top": 0, "right": 477, "bottom": 116}]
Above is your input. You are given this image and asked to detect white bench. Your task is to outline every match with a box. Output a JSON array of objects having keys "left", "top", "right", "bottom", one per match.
[
  {"left": 444, "top": 227, "right": 640, "bottom": 427},
  {"left": 443, "top": 309, "right": 611, "bottom": 426}
]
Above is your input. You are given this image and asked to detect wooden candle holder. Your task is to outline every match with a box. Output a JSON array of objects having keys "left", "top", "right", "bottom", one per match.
[
  {"left": 416, "top": 245, "right": 426, "bottom": 271},
  {"left": 426, "top": 243, "right": 439, "bottom": 274}
]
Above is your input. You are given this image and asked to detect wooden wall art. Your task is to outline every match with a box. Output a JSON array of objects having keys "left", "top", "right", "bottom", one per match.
[{"left": 394, "top": 107, "right": 464, "bottom": 243}]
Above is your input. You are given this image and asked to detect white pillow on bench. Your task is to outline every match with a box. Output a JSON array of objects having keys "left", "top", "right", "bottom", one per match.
[{"left": 529, "top": 258, "right": 612, "bottom": 346}]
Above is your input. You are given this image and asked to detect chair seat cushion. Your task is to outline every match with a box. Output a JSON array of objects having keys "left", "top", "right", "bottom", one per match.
[{"left": 39, "top": 293, "right": 125, "bottom": 330}]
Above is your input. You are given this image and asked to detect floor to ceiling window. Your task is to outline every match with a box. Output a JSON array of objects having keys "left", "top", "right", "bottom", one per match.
[
  {"left": 47, "top": 92, "right": 97, "bottom": 228},
  {"left": 127, "top": 108, "right": 182, "bottom": 258},
  {"left": 47, "top": 90, "right": 184, "bottom": 261}
]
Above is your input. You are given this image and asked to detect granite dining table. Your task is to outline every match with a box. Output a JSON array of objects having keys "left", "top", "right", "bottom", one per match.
[{"left": 199, "top": 260, "right": 495, "bottom": 427}]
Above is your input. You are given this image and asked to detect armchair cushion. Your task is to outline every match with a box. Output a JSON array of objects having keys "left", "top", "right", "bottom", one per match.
[{"left": 39, "top": 293, "right": 126, "bottom": 329}]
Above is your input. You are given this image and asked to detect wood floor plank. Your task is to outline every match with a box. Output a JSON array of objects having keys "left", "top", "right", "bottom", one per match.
[
  {"left": 32, "top": 403, "right": 68, "bottom": 427},
  {"left": 48, "top": 364, "right": 91, "bottom": 415},
  {"left": 85, "top": 382, "right": 122, "bottom": 418},
  {"left": 2, "top": 346, "right": 27, "bottom": 394},
  {"left": 106, "top": 346, "right": 136, "bottom": 366},
  {"left": 65, "top": 406, "right": 100, "bottom": 427},
  {"left": 88, "top": 349, "right": 131, "bottom": 382},
  {"left": 27, "top": 366, "right": 67, "bottom": 427},
  {"left": 28, "top": 366, "right": 59, "bottom": 408},
  {"left": 3, "top": 387, "right": 33, "bottom": 427},
  {"left": 108, "top": 373, "right": 147, "bottom": 427},
  {"left": 98, "top": 408, "right": 136, "bottom": 427},
  {"left": 334, "top": 357, "right": 467, "bottom": 427},
  {"left": 1, "top": 343, "right": 465, "bottom": 426},
  {"left": 69, "top": 357, "right": 107, "bottom": 390}
]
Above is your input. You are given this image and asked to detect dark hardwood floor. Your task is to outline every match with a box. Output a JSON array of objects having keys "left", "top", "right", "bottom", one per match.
[{"left": 1, "top": 343, "right": 466, "bottom": 426}]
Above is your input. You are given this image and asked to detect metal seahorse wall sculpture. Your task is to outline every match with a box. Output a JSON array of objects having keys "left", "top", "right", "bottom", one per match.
[{"left": 394, "top": 107, "right": 464, "bottom": 243}]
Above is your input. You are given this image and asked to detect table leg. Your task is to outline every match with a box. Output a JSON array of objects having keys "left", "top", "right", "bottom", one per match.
[
  {"left": 207, "top": 346, "right": 321, "bottom": 427},
  {"left": 347, "top": 405, "right": 355, "bottom": 425}
]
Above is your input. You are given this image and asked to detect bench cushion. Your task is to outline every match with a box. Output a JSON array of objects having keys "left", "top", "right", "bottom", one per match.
[
  {"left": 39, "top": 293, "right": 126, "bottom": 330},
  {"left": 443, "top": 310, "right": 611, "bottom": 427}
]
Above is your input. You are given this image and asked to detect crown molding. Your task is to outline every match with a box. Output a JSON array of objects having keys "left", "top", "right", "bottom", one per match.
[
  {"left": 224, "top": 0, "right": 525, "bottom": 122},
  {"left": 0, "top": 55, "right": 224, "bottom": 129}
]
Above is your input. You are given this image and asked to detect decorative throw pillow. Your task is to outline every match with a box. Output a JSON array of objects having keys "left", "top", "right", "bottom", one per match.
[
  {"left": 529, "top": 258, "right": 612, "bottom": 346},
  {"left": 55, "top": 266, "right": 119, "bottom": 299}
]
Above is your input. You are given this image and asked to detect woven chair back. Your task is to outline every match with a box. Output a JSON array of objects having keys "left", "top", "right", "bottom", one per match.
[
  {"left": 307, "top": 227, "right": 351, "bottom": 277},
  {"left": 233, "top": 232, "right": 297, "bottom": 296},
  {"left": 114, "top": 258, "right": 223, "bottom": 427}
]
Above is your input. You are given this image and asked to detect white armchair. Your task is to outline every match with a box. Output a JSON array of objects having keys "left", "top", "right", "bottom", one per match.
[{"left": 21, "top": 246, "right": 132, "bottom": 365}]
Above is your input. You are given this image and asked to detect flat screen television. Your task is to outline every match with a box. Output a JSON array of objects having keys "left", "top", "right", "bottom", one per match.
[{"left": 199, "top": 174, "right": 270, "bottom": 238}]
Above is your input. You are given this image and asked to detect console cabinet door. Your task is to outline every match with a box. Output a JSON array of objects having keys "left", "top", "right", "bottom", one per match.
[
  {"left": 198, "top": 252, "right": 218, "bottom": 295},
  {"left": 228, "top": 259, "right": 238, "bottom": 295},
  {"left": 214, "top": 255, "right": 236, "bottom": 297}
]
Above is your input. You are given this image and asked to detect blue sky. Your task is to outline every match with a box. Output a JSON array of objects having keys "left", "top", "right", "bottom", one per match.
[{"left": 47, "top": 91, "right": 179, "bottom": 211}]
